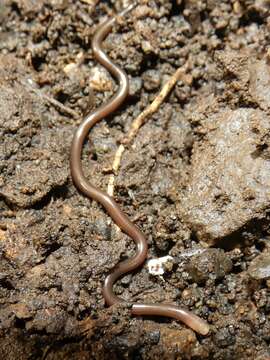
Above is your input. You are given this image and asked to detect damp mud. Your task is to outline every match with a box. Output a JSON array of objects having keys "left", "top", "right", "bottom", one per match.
[{"left": 0, "top": 1, "right": 270, "bottom": 359}]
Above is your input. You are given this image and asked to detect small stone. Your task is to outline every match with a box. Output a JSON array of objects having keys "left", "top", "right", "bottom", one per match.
[
  {"left": 121, "top": 274, "right": 132, "bottom": 286},
  {"left": 141, "top": 40, "right": 154, "bottom": 54},
  {"left": 233, "top": 1, "right": 242, "bottom": 14},
  {"left": 186, "top": 249, "right": 232, "bottom": 284},
  {"left": 147, "top": 330, "right": 160, "bottom": 345},
  {"left": 248, "top": 253, "right": 270, "bottom": 280},
  {"left": 129, "top": 76, "right": 142, "bottom": 97},
  {"left": 142, "top": 70, "right": 161, "bottom": 91},
  {"left": 10, "top": 303, "right": 32, "bottom": 319},
  {"left": 89, "top": 66, "right": 113, "bottom": 92},
  {"left": 63, "top": 62, "right": 78, "bottom": 76}
]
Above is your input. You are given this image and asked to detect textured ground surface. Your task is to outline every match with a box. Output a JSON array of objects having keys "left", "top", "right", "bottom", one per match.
[{"left": 0, "top": 0, "right": 270, "bottom": 359}]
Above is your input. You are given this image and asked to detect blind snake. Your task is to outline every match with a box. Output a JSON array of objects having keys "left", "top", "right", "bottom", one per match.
[{"left": 70, "top": 3, "right": 209, "bottom": 336}]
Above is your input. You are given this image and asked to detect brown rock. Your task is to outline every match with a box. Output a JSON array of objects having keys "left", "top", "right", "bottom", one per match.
[
  {"left": 248, "top": 253, "right": 270, "bottom": 280},
  {"left": 181, "top": 108, "right": 270, "bottom": 243},
  {"left": 9, "top": 303, "right": 32, "bottom": 319},
  {"left": 186, "top": 249, "right": 232, "bottom": 284}
]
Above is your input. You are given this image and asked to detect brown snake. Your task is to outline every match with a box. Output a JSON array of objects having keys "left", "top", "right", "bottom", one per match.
[{"left": 70, "top": 3, "right": 209, "bottom": 336}]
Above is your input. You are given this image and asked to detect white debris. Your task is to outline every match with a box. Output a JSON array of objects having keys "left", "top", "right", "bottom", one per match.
[
  {"left": 89, "top": 66, "right": 113, "bottom": 92},
  {"left": 147, "top": 256, "right": 174, "bottom": 276}
]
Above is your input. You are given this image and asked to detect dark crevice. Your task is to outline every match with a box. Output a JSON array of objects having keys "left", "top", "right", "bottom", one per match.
[
  {"left": 0, "top": 278, "right": 15, "bottom": 290},
  {"left": 32, "top": 184, "right": 70, "bottom": 211},
  {"left": 200, "top": 9, "right": 209, "bottom": 23},
  {"left": 232, "top": 264, "right": 244, "bottom": 274},
  {"left": 31, "top": 55, "right": 46, "bottom": 72},
  {"left": 217, "top": 217, "right": 269, "bottom": 251},
  {"left": 239, "top": 9, "right": 265, "bottom": 27},
  {"left": 27, "top": 333, "right": 85, "bottom": 357},
  {"left": 155, "top": 238, "right": 176, "bottom": 257},
  {"left": 251, "top": 143, "right": 268, "bottom": 159},
  {"left": 0, "top": 196, "right": 13, "bottom": 214},
  {"left": 11, "top": 2, "right": 21, "bottom": 16},
  {"left": 77, "top": 308, "right": 95, "bottom": 321},
  {"left": 255, "top": 240, "right": 267, "bottom": 252},
  {"left": 236, "top": 97, "right": 258, "bottom": 109},
  {"left": 0, "top": 195, "right": 18, "bottom": 212},
  {"left": 55, "top": 91, "right": 70, "bottom": 104},
  {"left": 139, "top": 53, "right": 159, "bottom": 75},
  {"left": 132, "top": 350, "right": 143, "bottom": 360},
  {"left": 42, "top": 242, "right": 62, "bottom": 260},
  {"left": 91, "top": 152, "right": 98, "bottom": 161},
  {"left": 169, "top": 0, "right": 185, "bottom": 17},
  {"left": 189, "top": 230, "right": 201, "bottom": 244},
  {"left": 215, "top": 26, "right": 227, "bottom": 39},
  {"left": 14, "top": 318, "right": 26, "bottom": 329},
  {"left": 192, "top": 77, "right": 203, "bottom": 91}
]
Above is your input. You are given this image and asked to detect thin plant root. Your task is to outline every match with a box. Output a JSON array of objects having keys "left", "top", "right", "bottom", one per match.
[
  {"left": 123, "top": 65, "right": 189, "bottom": 145},
  {"left": 22, "top": 79, "right": 80, "bottom": 120},
  {"left": 107, "top": 64, "right": 189, "bottom": 197}
]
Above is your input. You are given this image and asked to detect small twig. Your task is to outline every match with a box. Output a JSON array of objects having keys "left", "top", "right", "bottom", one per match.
[
  {"left": 107, "top": 64, "right": 188, "bottom": 197},
  {"left": 123, "top": 65, "right": 188, "bottom": 145},
  {"left": 107, "top": 144, "right": 125, "bottom": 197},
  {"left": 22, "top": 79, "right": 80, "bottom": 119}
]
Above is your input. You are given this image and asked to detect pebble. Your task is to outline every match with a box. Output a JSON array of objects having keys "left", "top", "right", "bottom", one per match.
[
  {"left": 248, "top": 253, "right": 270, "bottom": 280},
  {"left": 186, "top": 249, "right": 232, "bottom": 284},
  {"left": 142, "top": 69, "right": 161, "bottom": 91},
  {"left": 89, "top": 66, "right": 113, "bottom": 92}
]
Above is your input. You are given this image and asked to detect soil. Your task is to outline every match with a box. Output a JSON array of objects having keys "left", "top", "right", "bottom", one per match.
[{"left": 0, "top": 0, "right": 270, "bottom": 359}]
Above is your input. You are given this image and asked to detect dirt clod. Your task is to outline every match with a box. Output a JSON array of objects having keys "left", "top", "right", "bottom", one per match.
[
  {"left": 181, "top": 108, "right": 270, "bottom": 244},
  {"left": 186, "top": 248, "right": 233, "bottom": 284}
]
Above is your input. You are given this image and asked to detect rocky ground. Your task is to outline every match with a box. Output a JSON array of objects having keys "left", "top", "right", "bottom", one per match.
[{"left": 0, "top": 0, "right": 270, "bottom": 359}]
